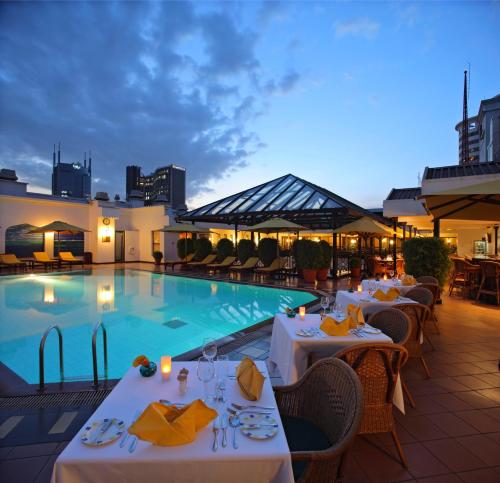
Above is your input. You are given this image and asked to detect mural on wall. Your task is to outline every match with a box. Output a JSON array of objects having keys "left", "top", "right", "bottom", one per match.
[{"left": 5, "top": 224, "right": 44, "bottom": 257}]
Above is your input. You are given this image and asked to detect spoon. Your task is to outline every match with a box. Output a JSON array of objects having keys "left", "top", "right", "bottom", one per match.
[{"left": 229, "top": 414, "right": 240, "bottom": 449}]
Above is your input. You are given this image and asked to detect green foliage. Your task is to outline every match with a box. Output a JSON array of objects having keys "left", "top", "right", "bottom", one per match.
[
  {"left": 194, "top": 237, "right": 213, "bottom": 261},
  {"left": 153, "top": 251, "right": 163, "bottom": 262},
  {"left": 349, "top": 257, "right": 361, "bottom": 269},
  {"left": 177, "top": 238, "right": 194, "bottom": 259},
  {"left": 237, "top": 239, "right": 256, "bottom": 264},
  {"left": 402, "top": 237, "right": 452, "bottom": 287},
  {"left": 216, "top": 238, "right": 234, "bottom": 261},
  {"left": 318, "top": 240, "right": 332, "bottom": 269},
  {"left": 258, "top": 237, "right": 278, "bottom": 266},
  {"left": 296, "top": 239, "right": 323, "bottom": 270},
  {"left": 292, "top": 239, "right": 304, "bottom": 269}
]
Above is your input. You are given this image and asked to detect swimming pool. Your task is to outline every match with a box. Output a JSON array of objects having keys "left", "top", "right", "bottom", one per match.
[{"left": 0, "top": 269, "right": 316, "bottom": 384}]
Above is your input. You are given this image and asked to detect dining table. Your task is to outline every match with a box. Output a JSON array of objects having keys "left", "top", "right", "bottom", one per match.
[
  {"left": 51, "top": 361, "right": 293, "bottom": 483},
  {"left": 268, "top": 313, "right": 405, "bottom": 413},
  {"left": 361, "top": 278, "right": 417, "bottom": 296}
]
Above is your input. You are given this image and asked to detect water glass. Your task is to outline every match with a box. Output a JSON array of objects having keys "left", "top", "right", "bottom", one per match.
[
  {"left": 320, "top": 296, "right": 329, "bottom": 316},
  {"left": 216, "top": 355, "right": 229, "bottom": 402},
  {"left": 197, "top": 356, "right": 215, "bottom": 403},
  {"left": 202, "top": 338, "right": 217, "bottom": 361}
]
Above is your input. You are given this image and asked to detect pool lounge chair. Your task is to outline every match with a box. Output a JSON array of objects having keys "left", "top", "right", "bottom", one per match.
[
  {"left": 229, "top": 257, "right": 260, "bottom": 273},
  {"left": 164, "top": 253, "right": 195, "bottom": 271},
  {"left": 0, "top": 254, "right": 28, "bottom": 272},
  {"left": 58, "top": 251, "right": 84, "bottom": 270},
  {"left": 206, "top": 256, "right": 237, "bottom": 272},
  {"left": 33, "top": 251, "right": 58, "bottom": 271},
  {"left": 185, "top": 254, "right": 217, "bottom": 269},
  {"left": 254, "top": 258, "right": 282, "bottom": 276}
]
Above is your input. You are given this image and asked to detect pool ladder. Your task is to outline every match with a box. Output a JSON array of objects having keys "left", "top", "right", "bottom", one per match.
[{"left": 38, "top": 321, "right": 108, "bottom": 391}]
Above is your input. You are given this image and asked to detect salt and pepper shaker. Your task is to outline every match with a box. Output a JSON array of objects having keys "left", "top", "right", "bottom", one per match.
[{"left": 177, "top": 368, "right": 189, "bottom": 396}]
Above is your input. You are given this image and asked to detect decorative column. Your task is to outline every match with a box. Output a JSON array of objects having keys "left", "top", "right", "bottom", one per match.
[
  {"left": 392, "top": 219, "right": 397, "bottom": 273},
  {"left": 494, "top": 225, "right": 499, "bottom": 255},
  {"left": 433, "top": 218, "right": 440, "bottom": 238},
  {"left": 332, "top": 232, "right": 338, "bottom": 278}
]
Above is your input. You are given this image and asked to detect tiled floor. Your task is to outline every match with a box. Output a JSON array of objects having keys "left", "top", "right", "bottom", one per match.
[{"left": 1, "top": 264, "right": 499, "bottom": 482}]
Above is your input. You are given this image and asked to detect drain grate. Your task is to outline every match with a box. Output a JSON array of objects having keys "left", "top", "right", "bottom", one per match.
[
  {"left": 163, "top": 319, "right": 187, "bottom": 329},
  {"left": 0, "top": 389, "right": 112, "bottom": 410}
]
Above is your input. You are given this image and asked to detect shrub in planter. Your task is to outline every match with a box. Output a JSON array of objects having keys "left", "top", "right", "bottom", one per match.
[
  {"left": 153, "top": 251, "right": 163, "bottom": 265},
  {"left": 216, "top": 238, "right": 234, "bottom": 261},
  {"left": 349, "top": 257, "right": 361, "bottom": 278},
  {"left": 258, "top": 237, "right": 278, "bottom": 267},
  {"left": 317, "top": 240, "right": 332, "bottom": 281},
  {"left": 194, "top": 237, "right": 213, "bottom": 261},
  {"left": 297, "top": 240, "right": 322, "bottom": 282},
  {"left": 237, "top": 239, "right": 256, "bottom": 264},
  {"left": 402, "top": 237, "right": 452, "bottom": 288},
  {"left": 292, "top": 239, "right": 305, "bottom": 277},
  {"left": 177, "top": 237, "right": 194, "bottom": 260}
]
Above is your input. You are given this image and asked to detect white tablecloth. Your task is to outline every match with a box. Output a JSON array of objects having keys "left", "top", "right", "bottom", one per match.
[
  {"left": 269, "top": 313, "right": 405, "bottom": 414},
  {"left": 52, "top": 361, "right": 293, "bottom": 483},
  {"left": 361, "top": 279, "right": 417, "bottom": 296}
]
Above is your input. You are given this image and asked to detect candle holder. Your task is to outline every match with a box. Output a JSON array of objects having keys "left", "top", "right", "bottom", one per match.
[
  {"left": 357, "top": 284, "right": 362, "bottom": 293},
  {"left": 299, "top": 306, "right": 306, "bottom": 320},
  {"left": 160, "top": 356, "right": 172, "bottom": 381}
]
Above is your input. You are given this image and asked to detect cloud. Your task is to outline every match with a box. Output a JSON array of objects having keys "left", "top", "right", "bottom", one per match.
[
  {"left": 257, "top": 1, "right": 289, "bottom": 26},
  {"left": 0, "top": 1, "right": 299, "bottom": 199},
  {"left": 265, "top": 70, "right": 301, "bottom": 95},
  {"left": 334, "top": 17, "right": 380, "bottom": 39}
]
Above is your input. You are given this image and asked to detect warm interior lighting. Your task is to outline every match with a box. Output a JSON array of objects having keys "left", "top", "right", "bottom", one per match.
[
  {"left": 161, "top": 356, "right": 172, "bottom": 380},
  {"left": 357, "top": 284, "right": 362, "bottom": 293},
  {"left": 382, "top": 237, "right": 387, "bottom": 242},
  {"left": 383, "top": 274, "right": 388, "bottom": 280},
  {"left": 350, "top": 238, "right": 356, "bottom": 245},
  {"left": 299, "top": 306, "right": 306, "bottom": 319},
  {"left": 101, "top": 226, "right": 112, "bottom": 243}
]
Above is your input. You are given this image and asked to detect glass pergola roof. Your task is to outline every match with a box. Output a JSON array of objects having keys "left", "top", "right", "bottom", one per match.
[{"left": 180, "top": 174, "right": 392, "bottom": 230}]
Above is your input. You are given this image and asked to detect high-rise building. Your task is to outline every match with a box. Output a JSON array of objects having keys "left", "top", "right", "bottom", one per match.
[
  {"left": 51, "top": 144, "right": 92, "bottom": 198},
  {"left": 455, "top": 116, "right": 480, "bottom": 164},
  {"left": 125, "top": 164, "right": 186, "bottom": 209}
]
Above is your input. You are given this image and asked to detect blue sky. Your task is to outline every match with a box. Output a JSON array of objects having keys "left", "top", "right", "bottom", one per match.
[{"left": 1, "top": 1, "right": 499, "bottom": 209}]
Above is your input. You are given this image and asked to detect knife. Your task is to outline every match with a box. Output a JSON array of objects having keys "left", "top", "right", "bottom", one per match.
[
  {"left": 221, "top": 414, "right": 228, "bottom": 448},
  {"left": 212, "top": 418, "right": 220, "bottom": 452}
]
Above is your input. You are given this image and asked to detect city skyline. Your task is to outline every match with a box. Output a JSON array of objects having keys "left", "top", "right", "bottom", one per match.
[{"left": 1, "top": 1, "right": 499, "bottom": 210}]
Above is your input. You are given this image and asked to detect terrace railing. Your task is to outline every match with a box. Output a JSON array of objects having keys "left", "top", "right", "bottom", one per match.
[
  {"left": 92, "top": 321, "right": 108, "bottom": 388},
  {"left": 38, "top": 325, "right": 64, "bottom": 391}
]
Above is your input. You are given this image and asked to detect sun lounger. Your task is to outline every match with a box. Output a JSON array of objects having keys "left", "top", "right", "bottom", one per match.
[
  {"left": 58, "top": 251, "right": 84, "bottom": 269},
  {"left": 254, "top": 258, "right": 282, "bottom": 275},
  {"left": 229, "top": 257, "right": 260, "bottom": 272},
  {"left": 185, "top": 254, "right": 217, "bottom": 269},
  {"left": 0, "top": 254, "right": 28, "bottom": 272},
  {"left": 33, "top": 251, "right": 58, "bottom": 270},
  {"left": 206, "top": 256, "right": 237, "bottom": 272},
  {"left": 164, "top": 253, "right": 195, "bottom": 271}
]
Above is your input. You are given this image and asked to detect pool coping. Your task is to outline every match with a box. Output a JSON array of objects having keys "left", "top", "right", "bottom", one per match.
[{"left": 0, "top": 267, "right": 321, "bottom": 396}]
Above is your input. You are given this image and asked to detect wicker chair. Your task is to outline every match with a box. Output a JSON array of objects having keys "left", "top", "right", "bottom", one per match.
[
  {"left": 406, "top": 286, "right": 438, "bottom": 350},
  {"left": 449, "top": 258, "right": 481, "bottom": 298},
  {"left": 274, "top": 358, "right": 363, "bottom": 483},
  {"left": 335, "top": 342, "right": 409, "bottom": 468},
  {"left": 393, "top": 303, "right": 431, "bottom": 379},
  {"left": 367, "top": 309, "right": 415, "bottom": 408},
  {"left": 476, "top": 261, "right": 500, "bottom": 305}
]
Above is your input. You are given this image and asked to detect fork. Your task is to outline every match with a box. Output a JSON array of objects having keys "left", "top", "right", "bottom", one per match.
[
  {"left": 231, "top": 403, "right": 275, "bottom": 411},
  {"left": 227, "top": 407, "right": 271, "bottom": 416}
]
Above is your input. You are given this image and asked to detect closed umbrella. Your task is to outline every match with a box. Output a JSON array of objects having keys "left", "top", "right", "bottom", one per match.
[
  {"left": 161, "top": 223, "right": 212, "bottom": 259},
  {"left": 30, "top": 221, "right": 89, "bottom": 255}
]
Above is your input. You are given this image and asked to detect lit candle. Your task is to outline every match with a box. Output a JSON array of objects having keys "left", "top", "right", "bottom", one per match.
[
  {"left": 357, "top": 284, "right": 362, "bottom": 293},
  {"left": 160, "top": 356, "right": 172, "bottom": 380},
  {"left": 299, "top": 306, "right": 306, "bottom": 319},
  {"left": 383, "top": 274, "right": 388, "bottom": 280}
]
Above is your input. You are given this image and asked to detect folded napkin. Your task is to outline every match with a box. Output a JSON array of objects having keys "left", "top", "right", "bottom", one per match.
[
  {"left": 346, "top": 303, "right": 365, "bottom": 327},
  {"left": 237, "top": 357, "right": 264, "bottom": 401},
  {"left": 402, "top": 275, "right": 416, "bottom": 286},
  {"left": 128, "top": 400, "right": 217, "bottom": 446},
  {"left": 320, "top": 315, "right": 350, "bottom": 336},
  {"left": 373, "top": 287, "right": 400, "bottom": 301}
]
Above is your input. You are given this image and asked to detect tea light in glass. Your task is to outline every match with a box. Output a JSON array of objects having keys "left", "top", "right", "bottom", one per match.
[
  {"left": 160, "top": 356, "right": 172, "bottom": 380},
  {"left": 383, "top": 273, "right": 388, "bottom": 280},
  {"left": 299, "top": 306, "right": 306, "bottom": 319},
  {"left": 357, "top": 284, "right": 362, "bottom": 293}
]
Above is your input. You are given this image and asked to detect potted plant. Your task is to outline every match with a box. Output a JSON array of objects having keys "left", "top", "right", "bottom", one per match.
[
  {"left": 177, "top": 237, "right": 194, "bottom": 260},
  {"left": 402, "top": 237, "right": 452, "bottom": 288},
  {"left": 237, "top": 239, "right": 256, "bottom": 264},
  {"left": 194, "top": 237, "right": 213, "bottom": 261},
  {"left": 292, "top": 239, "right": 305, "bottom": 278},
  {"left": 153, "top": 251, "right": 163, "bottom": 266},
  {"left": 317, "top": 240, "right": 332, "bottom": 281},
  {"left": 349, "top": 257, "right": 361, "bottom": 278},
  {"left": 297, "top": 239, "right": 322, "bottom": 283},
  {"left": 216, "top": 238, "right": 234, "bottom": 261},
  {"left": 258, "top": 237, "right": 278, "bottom": 267}
]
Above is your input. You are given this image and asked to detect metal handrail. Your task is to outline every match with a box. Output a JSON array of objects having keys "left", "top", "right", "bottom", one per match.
[
  {"left": 39, "top": 325, "right": 64, "bottom": 391},
  {"left": 92, "top": 321, "right": 108, "bottom": 388}
]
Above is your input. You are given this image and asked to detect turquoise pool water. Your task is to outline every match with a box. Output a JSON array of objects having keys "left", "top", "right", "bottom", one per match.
[{"left": 0, "top": 269, "right": 315, "bottom": 384}]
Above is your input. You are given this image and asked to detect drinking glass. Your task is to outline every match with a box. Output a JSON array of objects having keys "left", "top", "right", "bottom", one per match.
[
  {"left": 197, "top": 356, "right": 215, "bottom": 403},
  {"left": 202, "top": 338, "right": 217, "bottom": 361},
  {"left": 320, "top": 296, "right": 329, "bottom": 316},
  {"left": 389, "top": 270, "right": 394, "bottom": 279},
  {"left": 216, "top": 355, "right": 229, "bottom": 403}
]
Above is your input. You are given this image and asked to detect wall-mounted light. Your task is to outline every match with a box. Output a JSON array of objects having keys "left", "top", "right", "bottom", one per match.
[{"left": 389, "top": 239, "right": 394, "bottom": 246}]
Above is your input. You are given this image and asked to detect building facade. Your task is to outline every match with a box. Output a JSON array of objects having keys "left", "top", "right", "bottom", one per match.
[
  {"left": 455, "top": 116, "right": 480, "bottom": 164},
  {"left": 125, "top": 164, "right": 186, "bottom": 209},
  {"left": 51, "top": 145, "right": 92, "bottom": 199}
]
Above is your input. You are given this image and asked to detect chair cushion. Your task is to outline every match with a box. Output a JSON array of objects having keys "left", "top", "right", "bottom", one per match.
[{"left": 282, "top": 415, "right": 331, "bottom": 481}]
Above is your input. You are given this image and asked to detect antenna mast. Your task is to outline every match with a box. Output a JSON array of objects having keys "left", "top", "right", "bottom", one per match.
[{"left": 460, "top": 70, "right": 469, "bottom": 165}]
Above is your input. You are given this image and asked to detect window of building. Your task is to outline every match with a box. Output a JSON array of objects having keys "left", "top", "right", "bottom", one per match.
[{"left": 152, "top": 230, "right": 161, "bottom": 255}]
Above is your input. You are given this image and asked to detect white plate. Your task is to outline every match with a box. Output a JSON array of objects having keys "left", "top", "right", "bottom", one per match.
[
  {"left": 81, "top": 418, "right": 125, "bottom": 447},
  {"left": 361, "top": 326, "right": 382, "bottom": 334},
  {"left": 295, "top": 329, "right": 314, "bottom": 337},
  {"left": 239, "top": 413, "right": 278, "bottom": 440}
]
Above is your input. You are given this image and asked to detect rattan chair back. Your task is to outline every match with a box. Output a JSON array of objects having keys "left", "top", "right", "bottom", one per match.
[
  {"left": 367, "top": 309, "right": 411, "bottom": 345},
  {"left": 416, "top": 275, "right": 439, "bottom": 285},
  {"left": 392, "top": 303, "right": 429, "bottom": 358},
  {"left": 406, "top": 286, "right": 434, "bottom": 307}
]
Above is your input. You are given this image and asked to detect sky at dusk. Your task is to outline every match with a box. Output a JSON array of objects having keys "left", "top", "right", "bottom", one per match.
[{"left": 1, "top": 1, "right": 499, "bottom": 210}]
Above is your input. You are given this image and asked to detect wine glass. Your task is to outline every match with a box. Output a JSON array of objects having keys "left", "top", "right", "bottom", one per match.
[
  {"left": 197, "top": 356, "right": 215, "bottom": 404},
  {"left": 320, "top": 296, "right": 329, "bottom": 317},
  {"left": 389, "top": 270, "right": 395, "bottom": 279},
  {"left": 202, "top": 338, "right": 217, "bottom": 361}
]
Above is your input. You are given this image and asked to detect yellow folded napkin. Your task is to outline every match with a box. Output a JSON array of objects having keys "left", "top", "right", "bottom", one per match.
[
  {"left": 320, "top": 315, "right": 350, "bottom": 336},
  {"left": 373, "top": 287, "right": 400, "bottom": 301},
  {"left": 346, "top": 304, "right": 365, "bottom": 328},
  {"left": 402, "top": 275, "right": 416, "bottom": 286},
  {"left": 236, "top": 357, "right": 264, "bottom": 401},
  {"left": 128, "top": 400, "right": 217, "bottom": 446}
]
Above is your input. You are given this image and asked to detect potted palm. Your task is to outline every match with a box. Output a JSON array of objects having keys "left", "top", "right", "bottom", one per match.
[
  {"left": 317, "top": 240, "right": 332, "bottom": 281},
  {"left": 349, "top": 257, "right": 361, "bottom": 278},
  {"left": 153, "top": 251, "right": 163, "bottom": 266},
  {"left": 297, "top": 240, "right": 322, "bottom": 283}
]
